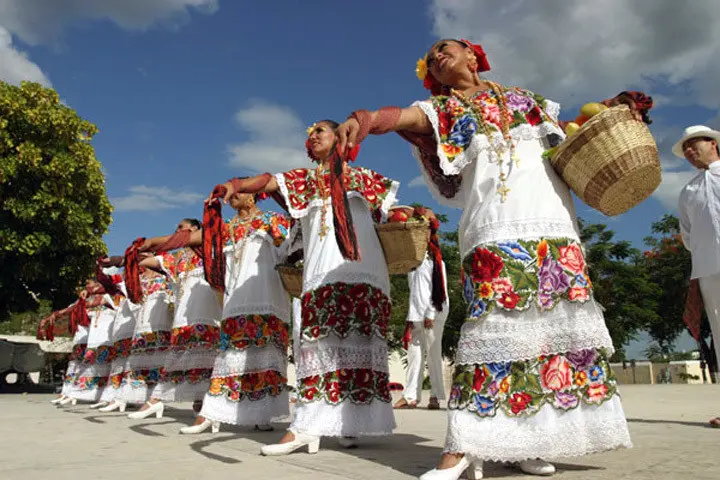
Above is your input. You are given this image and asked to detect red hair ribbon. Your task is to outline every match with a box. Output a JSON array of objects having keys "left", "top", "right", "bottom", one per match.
[
  {"left": 123, "top": 237, "right": 146, "bottom": 304},
  {"left": 424, "top": 39, "right": 491, "bottom": 96}
]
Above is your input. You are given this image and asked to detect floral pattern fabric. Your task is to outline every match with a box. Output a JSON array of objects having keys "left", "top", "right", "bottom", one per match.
[
  {"left": 222, "top": 211, "right": 290, "bottom": 248},
  {"left": 70, "top": 344, "right": 87, "bottom": 361},
  {"left": 169, "top": 324, "right": 220, "bottom": 350},
  {"left": 73, "top": 375, "right": 108, "bottom": 390},
  {"left": 113, "top": 338, "right": 133, "bottom": 359},
  {"left": 83, "top": 344, "right": 115, "bottom": 365},
  {"left": 462, "top": 237, "right": 593, "bottom": 318},
  {"left": 432, "top": 87, "right": 557, "bottom": 163},
  {"left": 131, "top": 331, "right": 172, "bottom": 353},
  {"left": 219, "top": 314, "right": 289, "bottom": 351},
  {"left": 175, "top": 249, "right": 203, "bottom": 275},
  {"left": 300, "top": 282, "right": 392, "bottom": 342},
  {"left": 160, "top": 367, "right": 213, "bottom": 385},
  {"left": 208, "top": 370, "right": 287, "bottom": 402},
  {"left": 297, "top": 368, "right": 391, "bottom": 405},
  {"left": 120, "top": 368, "right": 163, "bottom": 389},
  {"left": 141, "top": 254, "right": 175, "bottom": 295},
  {"left": 448, "top": 348, "right": 618, "bottom": 418},
  {"left": 280, "top": 166, "right": 395, "bottom": 213}
]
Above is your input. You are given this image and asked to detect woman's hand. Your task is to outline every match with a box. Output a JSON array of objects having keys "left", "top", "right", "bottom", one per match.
[
  {"left": 206, "top": 181, "right": 233, "bottom": 204},
  {"left": 79, "top": 290, "right": 88, "bottom": 299},
  {"left": 336, "top": 118, "right": 360, "bottom": 153},
  {"left": 604, "top": 94, "right": 642, "bottom": 122}
]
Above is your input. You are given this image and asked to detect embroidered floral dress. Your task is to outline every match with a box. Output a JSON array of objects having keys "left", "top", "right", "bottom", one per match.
[
  {"left": 200, "top": 211, "right": 291, "bottom": 426},
  {"left": 120, "top": 259, "right": 176, "bottom": 403},
  {"left": 156, "top": 249, "right": 222, "bottom": 402},
  {"left": 61, "top": 319, "right": 89, "bottom": 397},
  {"left": 275, "top": 166, "right": 399, "bottom": 437},
  {"left": 101, "top": 291, "right": 138, "bottom": 403},
  {"left": 67, "top": 294, "right": 119, "bottom": 401},
  {"left": 409, "top": 87, "right": 631, "bottom": 459}
]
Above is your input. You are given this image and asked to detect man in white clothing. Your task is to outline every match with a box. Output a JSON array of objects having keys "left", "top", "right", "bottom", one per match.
[
  {"left": 675, "top": 125, "right": 720, "bottom": 428},
  {"left": 394, "top": 253, "right": 449, "bottom": 410}
]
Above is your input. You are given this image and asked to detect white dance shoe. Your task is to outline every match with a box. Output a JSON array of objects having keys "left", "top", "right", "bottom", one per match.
[
  {"left": 58, "top": 397, "right": 77, "bottom": 406},
  {"left": 419, "top": 456, "right": 483, "bottom": 480},
  {"left": 89, "top": 401, "right": 109, "bottom": 409},
  {"left": 127, "top": 401, "right": 164, "bottom": 419},
  {"left": 98, "top": 401, "right": 126, "bottom": 413},
  {"left": 518, "top": 459, "right": 555, "bottom": 476},
  {"left": 260, "top": 433, "right": 321, "bottom": 456},
  {"left": 179, "top": 419, "right": 220, "bottom": 434},
  {"left": 50, "top": 396, "right": 67, "bottom": 405},
  {"left": 337, "top": 437, "right": 358, "bottom": 449}
]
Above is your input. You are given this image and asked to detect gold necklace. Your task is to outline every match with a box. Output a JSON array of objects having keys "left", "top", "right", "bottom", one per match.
[
  {"left": 451, "top": 81, "right": 517, "bottom": 202},
  {"left": 229, "top": 209, "right": 262, "bottom": 264},
  {"left": 315, "top": 165, "right": 330, "bottom": 238}
]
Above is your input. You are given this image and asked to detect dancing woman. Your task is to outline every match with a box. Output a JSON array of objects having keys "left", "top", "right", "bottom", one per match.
[
  {"left": 334, "top": 40, "right": 649, "bottom": 479},
  {"left": 210, "top": 119, "right": 399, "bottom": 455}
]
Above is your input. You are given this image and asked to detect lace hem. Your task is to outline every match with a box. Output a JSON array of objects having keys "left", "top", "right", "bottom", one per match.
[
  {"left": 443, "top": 396, "right": 632, "bottom": 460},
  {"left": 296, "top": 337, "right": 390, "bottom": 378},
  {"left": 222, "top": 305, "right": 290, "bottom": 322},
  {"left": 201, "top": 391, "right": 290, "bottom": 426},
  {"left": 210, "top": 346, "right": 288, "bottom": 378},
  {"left": 455, "top": 301, "right": 614, "bottom": 364},
  {"left": 69, "top": 388, "right": 103, "bottom": 402},
  {"left": 459, "top": 219, "right": 580, "bottom": 259},
  {"left": 303, "top": 271, "right": 390, "bottom": 296},
  {"left": 119, "top": 383, "right": 153, "bottom": 404},
  {"left": 163, "top": 348, "right": 217, "bottom": 372},
  {"left": 414, "top": 100, "right": 565, "bottom": 179},
  {"left": 290, "top": 400, "right": 396, "bottom": 437},
  {"left": 157, "top": 381, "right": 210, "bottom": 403}
]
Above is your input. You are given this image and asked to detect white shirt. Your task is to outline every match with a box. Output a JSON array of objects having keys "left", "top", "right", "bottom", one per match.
[
  {"left": 679, "top": 161, "right": 720, "bottom": 279},
  {"left": 407, "top": 255, "right": 449, "bottom": 322}
]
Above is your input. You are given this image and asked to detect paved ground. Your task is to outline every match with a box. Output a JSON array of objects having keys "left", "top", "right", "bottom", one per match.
[{"left": 0, "top": 385, "right": 718, "bottom": 479}]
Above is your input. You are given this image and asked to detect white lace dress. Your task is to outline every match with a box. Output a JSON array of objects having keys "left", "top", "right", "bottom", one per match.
[
  {"left": 275, "top": 166, "right": 399, "bottom": 437},
  {"left": 61, "top": 322, "right": 88, "bottom": 397},
  {"left": 101, "top": 297, "right": 138, "bottom": 403},
  {"left": 120, "top": 261, "right": 175, "bottom": 403},
  {"left": 200, "top": 211, "right": 292, "bottom": 425},
  {"left": 67, "top": 295, "right": 118, "bottom": 401},
  {"left": 156, "top": 250, "right": 222, "bottom": 402},
  {"left": 409, "top": 87, "right": 632, "bottom": 460}
]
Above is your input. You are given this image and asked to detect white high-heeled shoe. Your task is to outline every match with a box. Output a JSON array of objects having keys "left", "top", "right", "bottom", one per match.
[
  {"left": 127, "top": 401, "right": 164, "bottom": 419},
  {"left": 419, "top": 456, "right": 483, "bottom": 480},
  {"left": 260, "top": 433, "right": 321, "bottom": 456},
  {"left": 518, "top": 459, "right": 555, "bottom": 476},
  {"left": 58, "top": 397, "right": 77, "bottom": 406},
  {"left": 98, "top": 401, "right": 126, "bottom": 413},
  {"left": 50, "top": 396, "right": 67, "bottom": 405},
  {"left": 337, "top": 437, "right": 358, "bottom": 449},
  {"left": 89, "top": 401, "right": 109, "bottom": 409},
  {"left": 179, "top": 419, "right": 220, "bottom": 434}
]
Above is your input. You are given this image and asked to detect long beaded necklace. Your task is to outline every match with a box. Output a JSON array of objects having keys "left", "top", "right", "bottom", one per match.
[
  {"left": 315, "top": 164, "right": 331, "bottom": 238},
  {"left": 228, "top": 208, "right": 263, "bottom": 265},
  {"left": 451, "top": 81, "right": 517, "bottom": 202}
]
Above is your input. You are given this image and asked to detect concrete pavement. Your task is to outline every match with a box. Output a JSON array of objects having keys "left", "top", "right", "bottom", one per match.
[{"left": 0, "top": 385, "right": 718, "bottom": 479}]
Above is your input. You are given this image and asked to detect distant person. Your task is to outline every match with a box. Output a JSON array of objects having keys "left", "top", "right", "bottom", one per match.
[{"left": 675, "top": 125, "right": 720, "bottom": 428}]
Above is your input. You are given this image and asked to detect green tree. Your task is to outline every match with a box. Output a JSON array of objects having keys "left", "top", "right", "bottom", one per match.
[
  {"left": 579, "top": 219, "right": 661, "bottom": 361},
  {"left": 0, "top": 81, "right": 112, "bottom": 319}
]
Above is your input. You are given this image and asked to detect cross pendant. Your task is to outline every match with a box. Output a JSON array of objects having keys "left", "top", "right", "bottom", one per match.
[{"left": 497, "top": 185, "right": 510, "bottom": 202}]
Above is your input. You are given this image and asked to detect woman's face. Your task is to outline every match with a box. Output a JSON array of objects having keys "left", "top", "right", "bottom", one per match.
[
  {"left": 176, "top": 220, "right": 198, "bottom": 232},
  {"left": 426, "top": 40, "right": 474, "bottom": 86},
  {"left": 308, "top": 122, "right": 337, "bottom": 161},
  {"left": 228, "top": 192, "right": 254, "bottom": 210}
]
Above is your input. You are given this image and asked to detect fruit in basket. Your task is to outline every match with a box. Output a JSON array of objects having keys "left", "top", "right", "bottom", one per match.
[
  {"left": 575, "top": 114, "right": 590, "bottom": 127},
  {"left": 389, "top": 210, "right": 409, "bottom": 223},
  {"left": 580, "top": 102, "right": 608, "bottom": 118},
  {"left": 565, "top": 122, "right": 581, "bottom": 137}
]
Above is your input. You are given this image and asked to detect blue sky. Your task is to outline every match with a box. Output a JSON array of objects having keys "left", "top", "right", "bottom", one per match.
[{"left": 2, "top": 0, "right": 719, "bottom": 358}]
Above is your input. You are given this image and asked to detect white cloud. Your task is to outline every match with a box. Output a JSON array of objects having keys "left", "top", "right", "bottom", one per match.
[
  {"left": 228, "top": 100, "right": 313, "bottom": 172},
  {"left": 429, "top": 0, "right": 720, "bottom": 108},
  {"left": 112, "top": 185, "right": 204, "bottom": 212},
  {"left": 0, "top": 0, "right": 219, "bottom": 45},
  {"left": 408, "top": 175, "right": 425, "bottom": 188},
  {"left": 0, "top": 26, "right": 50, "bottom": 86}
]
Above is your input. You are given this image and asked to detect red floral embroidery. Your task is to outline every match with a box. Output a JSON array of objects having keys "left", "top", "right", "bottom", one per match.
[
  {"left": 297, "top": 368, "right": 391, "bottom": 405},
  {"left": 208, "top": 370, "right": 287, "bottom": 402},
  {"left": 219, "top": 314, "right": 289, "bottom": 351},
  {"left": 170, "top": 324, "right": 220, "bottom": 350}
]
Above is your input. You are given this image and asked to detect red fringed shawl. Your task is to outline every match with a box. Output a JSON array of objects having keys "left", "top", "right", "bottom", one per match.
[
  {"left": 203, "top": 196, "right": 226, "bottom": 293},
  {"left": 123, "top": 237, "right": 146, "bottom": 304},
  {"left": 95, "top": 261, "right": 124, "bottom": 297},
  {"left": 328, "top": 143, "right": 361, "bottom": 261},
  {"left": 683, "top": 279, "right": 704, "bottom": 341}
]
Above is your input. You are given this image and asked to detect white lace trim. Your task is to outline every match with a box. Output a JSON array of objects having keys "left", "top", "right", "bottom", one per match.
[
  {"left": 303, "top": 271, "right": 390, "bottom": 296},
  {"left": 296, "top": 336, "right": 390, "bottom": 379},
  {"left": 290, "top": 400, "right": 396, "bottom": 437},
  {"left": 210, "top": 346, "right": 287, "bottom": 378},
  {"left": 444, "top": 396, "right": 632, "bottom": 460},
  {"left": 100, "top": 386, "right": 115, "bottom": 402},
  {"left": 275, "top": 173, "right": 399, "bottom": 220},
  {"left": 73, "top": 364, "right": 111, "bottom": 379},
  {"left": 119, "top": 383, "right": 153, "bottom": 404},
  {"left": 222, "top": 305, "right": 290, "bottom": 322},
  {"left": 163, "top": 348, "right": 217, "bottom": 372},
  {"left": 414, "top": 100, "right": 566, "bottom": 178},
  {"left": 459, "top": 218, "right": 580, "bottom": 259},
  {"left": 201, "top": 391, "right": 290, "bottom": 426},
  {"left": 69, "top": 388, "right": 103, "bottom": 402},
  {"left": 122, "top": 351, "right": 168, "bottom": 371},
  {"left": 455, "top": 300, "right": 614, "bottom": 364},
  {"left": 157, "top": 381, "right": 210, "bottom": 403}
]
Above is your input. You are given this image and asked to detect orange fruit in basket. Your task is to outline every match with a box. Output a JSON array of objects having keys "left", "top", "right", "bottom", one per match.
[{"left": 575, "top": 114, "right": 589, "bottom": 127}]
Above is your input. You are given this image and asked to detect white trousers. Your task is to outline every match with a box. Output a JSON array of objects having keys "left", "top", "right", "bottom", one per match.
[
  {"left": 699, "top": 272, "right": 720, "bottom": 382},
  {"left": 403, "top": 320, "right": 445, "bottom": 402}
]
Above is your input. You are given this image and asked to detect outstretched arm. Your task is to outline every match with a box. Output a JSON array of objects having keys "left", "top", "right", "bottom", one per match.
[
  {"left": 139, "top": 230, "right": 202, "bottom": 252},
  {"left": 206, "top": 172, "right": 279, "bottom": 205},
  {"left": 336, "top": 106, "right": 431, "bottom": 153}
]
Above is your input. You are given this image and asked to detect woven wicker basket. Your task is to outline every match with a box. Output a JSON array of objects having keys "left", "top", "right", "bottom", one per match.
[
  {"left": 276, "top": 264, "right": 303, "bottom": 298},
  {"left": 549, "top": 105, "right": 661, "bottom": 216},
  {"left": 376, "top": 221, "right": 430, "bottom": 275}
]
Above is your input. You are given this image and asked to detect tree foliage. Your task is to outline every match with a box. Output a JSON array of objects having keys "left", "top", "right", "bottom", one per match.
[{"left": 0, "top": 81, "right": 112, "bottom": 319}]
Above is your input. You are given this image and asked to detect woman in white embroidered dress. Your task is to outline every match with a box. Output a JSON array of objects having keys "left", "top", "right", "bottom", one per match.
[
  {"left": 50, "top": 299, "right": 90, "bottom": 406},
  {"left": 335, "top": 39, "right": 646, "bottom": 479},
  {"left": 211, "top": 119, "right": 399, "bottom": 455},
  {"left": 179, "top": 191, "right": 291, "bottom": 434},
  {"left": 128, "top": 219, "right": 222, "bottom": 420}
]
